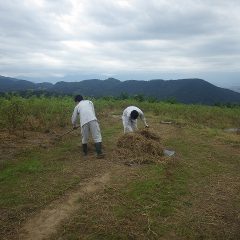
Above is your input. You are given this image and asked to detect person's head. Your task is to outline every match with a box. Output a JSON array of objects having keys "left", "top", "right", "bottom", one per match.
[
  {"left": 74, "top": 95, "right": 83, "bottom": 103},
  {"left": 130, "top": 110, "right": 139, "bottom": 120}
]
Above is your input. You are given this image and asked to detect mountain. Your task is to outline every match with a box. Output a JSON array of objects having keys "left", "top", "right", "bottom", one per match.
[
  {"left": 0, "top": 75, "right": 36, "bottom": 92},
  {"left": 0, "top": 75, "right": 53, "bottom": 92},
  {"left": 229, "top": 86, "right": 240, "bottom": 93},
  {"left": 50, "top": 78, "right": 240, "bottom": 104},
  {"left": 0, "top": 75, "right": 240, "bottom": 105}
]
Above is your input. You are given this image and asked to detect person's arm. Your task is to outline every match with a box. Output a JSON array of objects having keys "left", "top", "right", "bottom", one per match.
[
  {"left": 71, "top": 106, "right": 79, "bottom": 128},
  {"left": 139, "top": 111, "right": 149, "bottom": 127}
]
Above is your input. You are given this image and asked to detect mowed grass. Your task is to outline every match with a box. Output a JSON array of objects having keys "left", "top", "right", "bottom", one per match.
[
  {"left": 0, "top": 97, "right": 240, "bottom": 239},
  {"left": 50, "top": 117, "right": 239, "bottom": 239},
  {"left": 0, "top": 139, "right": 83, "bottom": 237}
]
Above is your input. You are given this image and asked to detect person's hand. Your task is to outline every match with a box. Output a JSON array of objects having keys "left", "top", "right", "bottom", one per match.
[{"left": 145, "top": 124, "right": 149, "bottom": 128}]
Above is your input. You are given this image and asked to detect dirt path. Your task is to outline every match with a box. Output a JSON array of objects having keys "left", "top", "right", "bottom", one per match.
[{"left": 19, "top": 171, "right": 112, "bottom": 240}]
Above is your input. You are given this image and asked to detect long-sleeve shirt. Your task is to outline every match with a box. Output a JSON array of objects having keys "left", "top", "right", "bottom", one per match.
[
  {"left": 72, "top": 100, "right": 97, "bottom": 127},
  {"left": 122, "top": 106, "right": 148, "bottom": 126}
]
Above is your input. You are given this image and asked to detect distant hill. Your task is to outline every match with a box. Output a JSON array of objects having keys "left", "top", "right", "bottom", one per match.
[
  {"left": 229, "top": 86, "right": 240, "bottom": 93},
  {"left": 0, "top": 75, "right": 240, "bottom": 105},
  {"left": 0, "top": 75, "right": 53, "bottom": 92},
  {"left": 0, "top": 75, "right": 36, "bottom": 92}
]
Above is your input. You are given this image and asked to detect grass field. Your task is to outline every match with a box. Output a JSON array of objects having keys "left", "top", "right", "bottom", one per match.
[{"left": 0, "top": 96, "right": 239, "bottom": 240}]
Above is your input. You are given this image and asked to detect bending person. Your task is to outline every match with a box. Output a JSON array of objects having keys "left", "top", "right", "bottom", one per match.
[{"left": 122, "top": 106, "right": 149, "bottom": 133}]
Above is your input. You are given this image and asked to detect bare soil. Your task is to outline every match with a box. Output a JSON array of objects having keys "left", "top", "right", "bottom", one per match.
[{"left": 19, "top": 171, "right": 113, "bottom": 240}]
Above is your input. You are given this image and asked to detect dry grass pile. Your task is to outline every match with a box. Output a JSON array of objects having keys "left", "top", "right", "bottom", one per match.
[{"left": 114, "top": 129, "right": 164, "bottom": 164}]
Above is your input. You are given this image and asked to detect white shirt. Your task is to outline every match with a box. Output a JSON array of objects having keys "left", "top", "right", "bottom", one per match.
[
  {"left": 122, "top": 106, "right": 147, "bottom": 126},
  {"left": 72, "top": 100, "right": 97, "bottom": 127}
]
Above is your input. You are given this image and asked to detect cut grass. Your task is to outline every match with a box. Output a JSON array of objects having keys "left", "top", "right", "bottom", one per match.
[
  {"left": 0, "top": 134, "right": 113, "bottom": 239},
  {"left": 49, "top": 121, "right": 240, "bottom": 240},
  {"left": 48, "top": 161, "right": 189, "bottom": 239},
  {"left": 0, "top": 101, "right": 240, "bottom": 239},
  {"left": 0, "top": 140, "right": 82, "bottom": 210}
]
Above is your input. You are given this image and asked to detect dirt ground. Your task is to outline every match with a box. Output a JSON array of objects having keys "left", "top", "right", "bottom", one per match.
[
  {"left": 0, "top": 129, "right": 61, "bottom": 163},
  {"left": 1, "top": 118, "right": 240, "bottom": 240},
  {"left": 0, "top": 125, "right": 139, "bottom": 239},
  {"left": 19, "top": 171, "right": 112, "bottom": 240},
  {"left": 0, "top": 122, "right": 168, "bottom": 240}
]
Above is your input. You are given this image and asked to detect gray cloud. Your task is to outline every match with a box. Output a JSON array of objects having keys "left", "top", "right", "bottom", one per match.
[{"left": 0, "top": 0, "right": 240, "bottom": 87}]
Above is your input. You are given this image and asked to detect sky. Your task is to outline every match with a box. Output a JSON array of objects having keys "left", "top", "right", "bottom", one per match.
[{"left": 0, "top": 0, "right": 240, "bottom": 87}]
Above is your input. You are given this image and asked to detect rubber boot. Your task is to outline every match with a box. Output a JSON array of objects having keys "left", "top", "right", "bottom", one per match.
[
  {"left": 82, "top": 144, "right": 88, "bottom": 156},
  {"left": 95, "top": 142, "right": 104, "bottom": 158}
]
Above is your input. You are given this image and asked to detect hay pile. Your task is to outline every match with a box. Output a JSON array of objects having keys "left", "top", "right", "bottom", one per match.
[{"left": 114, "top": 129, "right": 164, "bottom": 165}]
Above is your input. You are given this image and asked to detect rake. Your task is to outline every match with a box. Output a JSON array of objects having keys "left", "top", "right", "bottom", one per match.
[
  {"left": 60, "top": 125, "right": 80, "bottom": 137},
  {"left": 54, "top": 125, "right": 80, "bottom": 141}
]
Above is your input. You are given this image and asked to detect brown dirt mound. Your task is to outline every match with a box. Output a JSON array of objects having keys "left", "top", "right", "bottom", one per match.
[{"left": 114, "top": 130, "right": 164, "bottom": 165}]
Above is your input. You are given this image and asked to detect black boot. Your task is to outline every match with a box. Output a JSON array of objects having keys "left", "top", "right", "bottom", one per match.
[
  {"left": 95, "top": 142, "right": 104, "bottom": 158},
  {"left": 82, "top": 144, "right": 88, "bottom": 156}
]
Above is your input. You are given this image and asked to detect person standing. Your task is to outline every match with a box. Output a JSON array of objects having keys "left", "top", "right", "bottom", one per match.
[
  {"left": 72, "top": 95, "right": 104, "bottom": 158},
  {"left": 122, "top": 106, "right": 149, "bottom": 133}
]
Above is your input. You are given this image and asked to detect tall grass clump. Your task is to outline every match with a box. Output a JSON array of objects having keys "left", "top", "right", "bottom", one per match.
[
  {"left": 0, "top": 95, "right": 239, "bottom": 134},
  {"left": 0, "top": 96, "right": 27, "bottom": 134},
  {"left": 25, "top": 96, "right": 73, "bottom": 131},
  {"left": 92, "top": 98, "right": 239, "bottom": 129},
  {"left": 137, "top": 101, "right": 240, "bottom": 129},
  {"left": 0, "top": 96, "right": 74, "bottom": 133}
]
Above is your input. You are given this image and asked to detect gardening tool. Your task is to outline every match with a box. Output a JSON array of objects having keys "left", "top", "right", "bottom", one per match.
[
  {"left": 55, "top": 125, "right": 80, "bottom": 140},
  {"left": 40, "top": 126, "right": 81, "bottom": 148}
]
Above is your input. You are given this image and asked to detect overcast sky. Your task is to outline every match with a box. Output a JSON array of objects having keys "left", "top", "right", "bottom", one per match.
[{"left": 0, "top": 0, "right": 240, "bottom": 87}]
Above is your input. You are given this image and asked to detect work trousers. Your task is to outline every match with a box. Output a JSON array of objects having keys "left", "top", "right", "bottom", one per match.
[{"left": 81, "top": 120, "right": 102, "bottom": 144}]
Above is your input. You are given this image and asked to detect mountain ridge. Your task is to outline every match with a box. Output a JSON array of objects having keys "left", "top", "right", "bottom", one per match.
[{"left": 0, "top": 75, "right": 240, "bottom": 105}]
